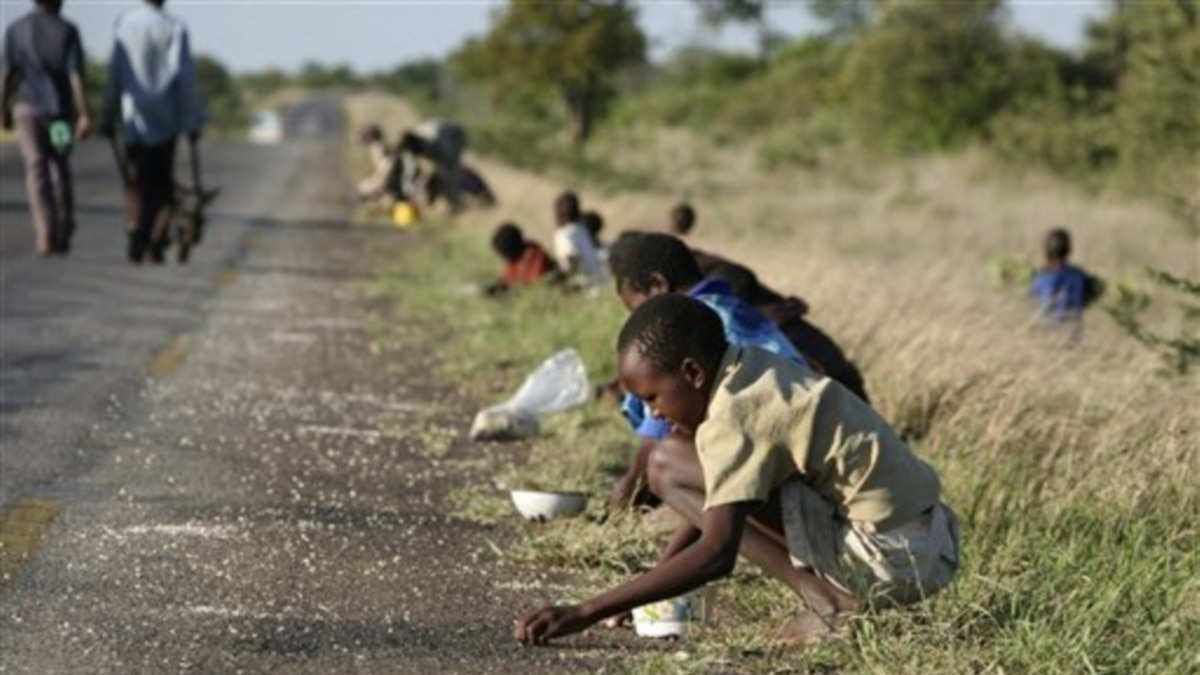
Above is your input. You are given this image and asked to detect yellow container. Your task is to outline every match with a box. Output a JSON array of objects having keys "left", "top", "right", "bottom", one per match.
[{"left": 392, "top": 201, "right": 418, "bottom": 228}]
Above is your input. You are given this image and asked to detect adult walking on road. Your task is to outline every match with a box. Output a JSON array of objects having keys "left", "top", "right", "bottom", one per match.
[
  {"left": 400, "top": 119, "right": 466, "bottom": 214},
  {"left": 99, "top": 0, "right": 205, "bottom": 264},
  {"left": 2, "top": 0, "right": 92, "bottom": 258}
]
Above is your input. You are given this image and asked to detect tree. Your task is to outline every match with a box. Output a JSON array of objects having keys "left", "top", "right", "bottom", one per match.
[
  {"left": 194, "top": 55, "right": 248, "bottom": 134},
  {"left": 693, "top": 0, "right": 764, "bottom": 26},
  {"left": 455, "top": 0, "right": 646, "bottom": 145},
  {"left": 239, "top": 68, "right": 290, "bottom": 98},
  {"left": 839, "top": 0, "right": 1012, "bottom": 153},
  {"left": 691, "top": 0, "right": 781, "bottom": 59},
  {"left": 809, "top": 0, "right": 874, "bottom": 39},
  {"left": 1111, "top": 0, "right": 1200, "bottom": 209}
]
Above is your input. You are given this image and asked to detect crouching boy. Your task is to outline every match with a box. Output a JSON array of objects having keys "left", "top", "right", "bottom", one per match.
[{"left": 515, "top": 294, "right": 959, "bottom": 646}]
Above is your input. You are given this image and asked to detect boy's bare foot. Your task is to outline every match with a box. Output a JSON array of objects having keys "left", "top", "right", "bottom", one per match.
[{"left": 771, "top": 610, "right": 852, "bottom": 646}]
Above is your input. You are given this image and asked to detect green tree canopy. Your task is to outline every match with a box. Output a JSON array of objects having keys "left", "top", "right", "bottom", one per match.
[
  {"left": 692, "top": 0, "right": 764, "bottom": 27},
  {"left": 809, "top": 0, "right": 874, "bottom": 39},
  {"left": 454, "top": 0, "right": 646, "bottom": 145},
  {"left": 840, "top": 0, "right": 1011, "bottom": 153},
  {"left": 1112, "top": 0, "right": 1200, "bottom": 207}
]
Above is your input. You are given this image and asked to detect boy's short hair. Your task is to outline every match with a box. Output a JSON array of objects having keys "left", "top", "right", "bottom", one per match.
[
  {"left": 670, "top": 203, "right": 696, "bottom": 236},
  {"left": 555, "top": 191, "right": 581, "bottom": 223},
  {"left": 491, "top": 222, "right": 525, "bottom": 261},
  {"left": 618, "top": 294, "right": 727, "bottom": 374},
  {"left": 609, "top": 232, "right": 703, "bottom": 293},
  {"left": 1045, "top": 228, "right": 1072, "bottom": 260},
  {"left": 582, "top": 211, "right": 604, "bottom": 238}
]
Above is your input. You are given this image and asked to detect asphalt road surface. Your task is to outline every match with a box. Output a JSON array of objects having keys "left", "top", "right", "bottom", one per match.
[{"left": 0, "top": 100, "right": 626, "bottom": 673}]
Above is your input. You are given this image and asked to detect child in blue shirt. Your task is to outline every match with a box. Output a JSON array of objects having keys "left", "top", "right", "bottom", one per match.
[
  {"left": 1030, "top": 228, "right": 1097, "bottom": 323},
  {"left": 607, "top": 232, "right": 807, "bottom": 512}
]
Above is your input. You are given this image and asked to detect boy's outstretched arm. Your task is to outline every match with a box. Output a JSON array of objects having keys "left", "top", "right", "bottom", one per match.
[{"left": 514, "top": 502, "right": 750, "bottom": 645}]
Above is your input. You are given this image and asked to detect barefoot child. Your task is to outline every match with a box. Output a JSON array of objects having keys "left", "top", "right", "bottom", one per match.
[{"left": 515, "top": 294, "right": 959, "bottom": 646}]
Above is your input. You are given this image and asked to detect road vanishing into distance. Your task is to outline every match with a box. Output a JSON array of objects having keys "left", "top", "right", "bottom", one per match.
[{"left": 0, "top": 98, "right": 621, "bottom": 673}]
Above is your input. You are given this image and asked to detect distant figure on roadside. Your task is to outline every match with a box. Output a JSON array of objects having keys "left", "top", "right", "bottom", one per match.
[
  {"left": 400, "top": 119, "right": 466, "bottom": 213},
  {"left": 354, "top": 123, "right": 413, "bottom": 217},
  {"left": 669, "top": 202, "right": 696, "bottom": 238},
  {"left": 2, "top": 0, "right": 92, "bottom": 258},
  {"left": 1030, "top": 228, "right": 1101, "bottom": 326},
  {"left": 356, "top": 123, "right": 394, "bottom": 202},
  {"left": 551, "top": 191, "right": 606, "bottom": 290},
  {"left": 100, "top": 0, "right": 206, "bottom": 264},
  {"left": 581, "top": 210, "right": 609, "bottom": 264},
  {"left": 515, "top": 294, "right": 959, "bottom": 647},
  {"left": 423, "top": 164, "right": 497, "bottom": 210},
  {"left": 486, "top": 222, "right": 561, "bottom": 296}
]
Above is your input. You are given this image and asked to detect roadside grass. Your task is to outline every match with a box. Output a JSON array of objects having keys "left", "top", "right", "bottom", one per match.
[
  {"left": 365, "top": 222, "right": 1199, "bottom": 674},
  {"left": 350, "top": 94, "right": 1199, "bottom": 673}
]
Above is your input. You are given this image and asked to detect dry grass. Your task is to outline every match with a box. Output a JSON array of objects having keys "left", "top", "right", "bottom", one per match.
[
  {"left": 348, "top": 93, "right": 1199, "bottom": 673},
  {"left": 347, "top": 92, "right": 1197, "bottom": 500}
]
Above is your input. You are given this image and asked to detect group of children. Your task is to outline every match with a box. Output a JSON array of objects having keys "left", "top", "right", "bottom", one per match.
[
  {"left": 356, "top": 120, "right": 496, "bottom": 218},
  {"left": 480, "top": 192, "right": 968, "bottom": 648},
  {"left": 477, "top": 184, "right": 1101, "bottom": 648},
  {"left": 487, "top": 191, "right": 610, "bottom": 295}
]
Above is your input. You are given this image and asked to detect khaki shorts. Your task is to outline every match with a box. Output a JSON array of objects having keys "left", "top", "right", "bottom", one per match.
[{"left": 780, "top": 479, "right": 960, "bottom": 605}]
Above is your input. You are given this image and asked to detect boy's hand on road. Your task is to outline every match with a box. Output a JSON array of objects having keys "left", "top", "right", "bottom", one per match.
[{"left": 514, "top": 605, "right": 591, "bottom": 645}]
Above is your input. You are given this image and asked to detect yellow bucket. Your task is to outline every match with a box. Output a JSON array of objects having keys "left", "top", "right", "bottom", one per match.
[{"left": 392, "top": 201, "right": 418, "bottom": 228}]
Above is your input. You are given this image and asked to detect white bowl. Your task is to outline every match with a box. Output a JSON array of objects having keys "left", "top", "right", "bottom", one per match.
[
  {"left": 632, "top": 591, "right": 709, "bottom": 638},
  {"left": 509, "top": 490, "right": 587, "bottom": 521}
]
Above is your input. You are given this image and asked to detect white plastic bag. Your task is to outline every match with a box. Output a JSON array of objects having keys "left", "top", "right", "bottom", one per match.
[{"left": 470, "top": 349, "right": 590, "bottom": 441}]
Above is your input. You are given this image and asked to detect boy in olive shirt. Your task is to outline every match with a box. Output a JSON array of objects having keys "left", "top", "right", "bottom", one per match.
[{"left": 516, "top": 294, "right": 959, "bottom": 646}]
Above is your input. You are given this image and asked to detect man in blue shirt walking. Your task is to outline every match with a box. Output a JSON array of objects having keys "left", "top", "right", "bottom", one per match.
[{"left": 99, "top": 0, "right": 205, "bottom": 264}]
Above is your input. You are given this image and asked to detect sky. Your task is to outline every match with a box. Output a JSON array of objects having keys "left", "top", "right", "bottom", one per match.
[{"left": 1, "top": 0, "right": 1113, "bottom": 74}]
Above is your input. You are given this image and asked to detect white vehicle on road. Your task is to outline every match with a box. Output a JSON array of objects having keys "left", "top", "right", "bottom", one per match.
[{"left": 248, "top": 110, "right": 283, "bottom": 144}]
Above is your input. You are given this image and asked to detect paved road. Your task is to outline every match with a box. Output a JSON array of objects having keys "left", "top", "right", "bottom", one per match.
[{"left": 0, "top": 101, "right": 620, "bottom": 673}]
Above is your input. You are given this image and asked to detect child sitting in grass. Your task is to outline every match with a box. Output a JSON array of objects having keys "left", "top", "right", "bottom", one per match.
[
  {"left": 1030, "top": 228, "right": 1099, "bottom": 324},
  {"left": 486, "top": 222, "right": 560, "bottom": 296},
  {"left": 669, "top": 202, "right": 696, "bottom": 237},
  {"left": 551, "top": 191, "right": 606, "bottom": 290},
  {"left": 515, "top": 294, "right": 960, "bottom": 646},
  {"left": 581, "top": 210, "right": 609, "bottom": 264},
  {"left": 605, "top": 232, "right": 807, "bottom": 513}
]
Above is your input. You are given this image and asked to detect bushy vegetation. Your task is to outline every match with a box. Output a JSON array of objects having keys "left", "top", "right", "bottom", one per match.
[{"left": 415, "top": 0, "right": 1198, "bottom": 213}]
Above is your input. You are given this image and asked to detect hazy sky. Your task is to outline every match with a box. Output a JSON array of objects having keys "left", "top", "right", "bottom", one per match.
[{"left": 1, "top": 0, "right": 1111, "bottom": 74}]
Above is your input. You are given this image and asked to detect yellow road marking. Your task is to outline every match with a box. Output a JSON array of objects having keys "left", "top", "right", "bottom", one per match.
[
  {"left": 214, "top": 269, "right": 240, "bottom": 289},
  {"left": 0, "top": 498, "right": 63, "bottom": 594},
  {"left": 146, "top": 335, "right": 193, "bottom": 377}
]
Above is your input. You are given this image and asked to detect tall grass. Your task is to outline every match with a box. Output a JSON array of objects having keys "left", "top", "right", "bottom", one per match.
[{"left": 349, "top": 94, "right": 1199, "bottom": 673}]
